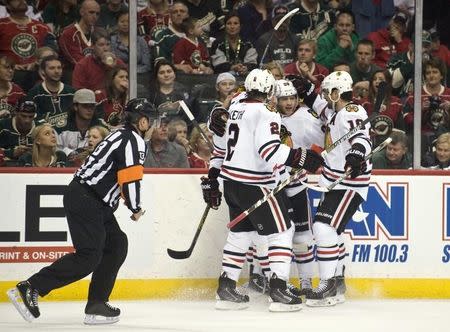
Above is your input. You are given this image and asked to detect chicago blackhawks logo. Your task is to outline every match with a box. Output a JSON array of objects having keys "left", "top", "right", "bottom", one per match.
[{"left": 12, "top": 34, "right": 37, "bottom": 58}]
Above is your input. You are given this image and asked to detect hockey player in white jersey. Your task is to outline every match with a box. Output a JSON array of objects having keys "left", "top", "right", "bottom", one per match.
[
  {"left": 201, "top": 69, "right": 324, "bottom": 312},
  {"left": 274, "top": 79, "right": 325, "bottom": 297},
  {"left": 298, "top": 71, "right": 372, "bottom": 307}
]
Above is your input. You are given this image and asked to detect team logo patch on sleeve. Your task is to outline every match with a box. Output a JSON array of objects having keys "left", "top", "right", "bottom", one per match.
[{"left": 345, "top": 105, "right": 359, "bottom": 113}]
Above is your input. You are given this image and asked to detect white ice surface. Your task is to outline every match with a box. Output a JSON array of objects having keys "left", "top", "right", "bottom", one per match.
[{"left": 1, "top": 297, "right": 449, "bottom": 332}]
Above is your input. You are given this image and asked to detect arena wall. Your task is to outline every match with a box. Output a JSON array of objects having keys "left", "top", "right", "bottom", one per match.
[{"left": 0, "top": 169, "right": 449, "bottom": 301}]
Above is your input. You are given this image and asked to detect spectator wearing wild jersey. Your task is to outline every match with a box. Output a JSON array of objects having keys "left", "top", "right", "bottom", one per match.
[
  {"left": 296, "top": 71, "right": 372, "bottom": 307},
  {"left": 201, "top": 69, "right": 323, "bottom": 312}
]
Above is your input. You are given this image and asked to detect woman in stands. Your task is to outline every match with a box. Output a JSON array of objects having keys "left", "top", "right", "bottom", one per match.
[
  {"left": 187, "top": 123, "right": 213, "bottom": 168},
  {"left": 19, "top": 123, "right": 67, "bottom": 167},
  {"left": 42, "top": 0, "right": 79, "bottom": 37},
  {"left": 147, "top": 59, "right": 190, "bottom": 117},
  {"left": 97, "top": 66, "right": 129, "bottom": 127},
  {"left": 210, "top": 12, "right": 257, "bottom": 76}
]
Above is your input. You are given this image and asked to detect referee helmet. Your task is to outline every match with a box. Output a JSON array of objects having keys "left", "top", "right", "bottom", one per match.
[{"left": 124, "top": 98, "right": 159, "bottom": 125}]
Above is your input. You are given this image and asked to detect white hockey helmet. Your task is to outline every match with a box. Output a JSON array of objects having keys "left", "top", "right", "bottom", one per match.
[
  {"left": 274, "top": 79, "right": 297, "bottom": 97},
  {"left": 244, "top": 69, "right": 276, "bottom": 95},
  {"left": 321, "top": 70, "right": 353, "bottom": 95}
]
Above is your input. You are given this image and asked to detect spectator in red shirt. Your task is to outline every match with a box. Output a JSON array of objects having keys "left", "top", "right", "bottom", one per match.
[
  {"left": 0, "top": 55, "right": 26, "bottom": 119},
  {"left": 97, "top": 66, "right": 128, "bottom": 126},
  {"left": 0, "top": 0, "right": 56, "bottom": 91},
  {"left": 172, "top": 17, "right": 213, "bottom": 74},
  {"left": 284, "top": 39, "right": 329, "bottom": 92},
  {"left": 137, "top": 0, "right": 170, "bottom": 41},
  {"left": 188, "top": 122, "right": 212, "bottom": 168},
  {"left": 367, "top": 12, "right": 411, "bottom": 69},
  {"left": 59, "top": 0, "right": 101, "bottom": 67},
  {"left": 429, "top": 28, "right": 450, "bottom": 68},
  {"left": 72, "top": 28, "right": 125, "bottom": 91}
]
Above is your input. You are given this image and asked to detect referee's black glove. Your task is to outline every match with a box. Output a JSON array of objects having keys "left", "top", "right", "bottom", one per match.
[{"left": 345, "top": 143, "right": 366, "bottom": 178}]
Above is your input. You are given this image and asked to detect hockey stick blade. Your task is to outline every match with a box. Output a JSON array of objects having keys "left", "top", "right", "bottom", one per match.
[{"left": 167, "top": 205, "right": 211, "bottom": 259}]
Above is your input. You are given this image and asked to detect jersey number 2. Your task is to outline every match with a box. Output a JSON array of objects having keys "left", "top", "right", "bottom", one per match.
[{"left": 225, "top": 123, "right": 239, "bottom": 161}]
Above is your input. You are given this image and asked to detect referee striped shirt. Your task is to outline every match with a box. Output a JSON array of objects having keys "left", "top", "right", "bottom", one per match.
[{"left": 75, "top": 124, "right": 148, "bottom": 213}]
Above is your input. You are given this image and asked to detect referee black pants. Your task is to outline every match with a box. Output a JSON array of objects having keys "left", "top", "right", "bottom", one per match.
[{"left": 28, "top": 180, "right": 128, "bottom": 303}]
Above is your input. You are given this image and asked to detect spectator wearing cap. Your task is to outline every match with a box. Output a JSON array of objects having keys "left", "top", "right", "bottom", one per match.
[
  {"left": 56, "top": 88, "right": 107, "bottom": 164},
  {"left": 0, "top": 55, "right": 26, "bottom": 119},
  {"left": 210, "top": 11, "right": 257, "bottom": 75},
  {"left": 27, "top": 55, "right": 76, "bottom": 130},
  {"left": 255, "top": 5, "right": 299, "bottom": 68},
  {"left": 18, "top": 123, "right": 67, "bottom": 167},
  {"left": 316, "top": 9, "right": 359, "bottom": 70},
  {"left": 367, "top": 12, "right": 411, "bottom": 69},
  {"left": 144, "top": 114, "right": 190, "bottom": 168},
  {"left": 72, "top": 28, "right": 126, "bottom": 91},
  {"left": 387, "top": 31, "right": 432, "bottom": 98},
  {"left": 429, "top": 28, "right": 450, "bottom": 71},
  {"left": 0, "top": 96, "right": 36, "bottom": 165},
  {"left": 287, "top": 0, "right": 335, "bottom": 40},
  {"left": 215, "top": 72, "right": 237, "bottom": 109},
  {"left": 283, "top": 38, "right": 329, "bottom": 92},
  {"left": 237, "top": 0, "right": 273, "bottom": 44}
]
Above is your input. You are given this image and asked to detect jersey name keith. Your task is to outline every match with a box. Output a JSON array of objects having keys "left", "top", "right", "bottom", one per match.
[{"left": 230, "top": 110, "right": 245, "bottom": 120}]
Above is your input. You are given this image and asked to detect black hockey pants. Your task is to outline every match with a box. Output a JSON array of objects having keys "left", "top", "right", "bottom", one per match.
[{"left": 28, "top": 180, "right": 128, "bottom": 303}]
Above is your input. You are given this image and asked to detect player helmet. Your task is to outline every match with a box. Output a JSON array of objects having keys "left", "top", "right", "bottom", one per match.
[
  {"left": 321, "top": 71, "right": 353, "bottom": 95},
  {"left": 274, "top": 79, "right": 297, "bottom": 97},
  {"left": 124, "top": 98, "right": 158, "bottom": 124},
  {"left": 244, "top": 69, "right": 276, "bottom": 95}
]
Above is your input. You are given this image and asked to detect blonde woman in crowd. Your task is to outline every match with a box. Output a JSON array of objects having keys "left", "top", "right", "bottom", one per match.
[
  {"left": 71, "top": 125, "right": 110, "bottom": 167},
  {"left": 19, "top": 123, "right": 67, "bottom": 167},
  {"left": 188, "top": 123, "right": 213, "bottom": 168}
]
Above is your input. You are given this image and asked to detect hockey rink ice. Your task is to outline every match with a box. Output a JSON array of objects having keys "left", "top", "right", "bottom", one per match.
[{"left": 1, "top": 298, "right": 449, "bottom": 332}]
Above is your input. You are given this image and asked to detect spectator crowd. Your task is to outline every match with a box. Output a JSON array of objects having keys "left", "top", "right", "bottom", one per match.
[{"left": 0, "top": 0, "right": 449, "bottom": 170}]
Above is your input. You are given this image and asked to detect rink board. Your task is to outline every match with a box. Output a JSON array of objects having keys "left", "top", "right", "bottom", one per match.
[{"left": 0, "top": 168, "right": 450, "bottom": 301}]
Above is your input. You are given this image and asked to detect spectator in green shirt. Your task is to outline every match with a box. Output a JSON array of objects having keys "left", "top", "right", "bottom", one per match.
[{"left": 372, "top": 130, "right": 412, "bottom": 169}]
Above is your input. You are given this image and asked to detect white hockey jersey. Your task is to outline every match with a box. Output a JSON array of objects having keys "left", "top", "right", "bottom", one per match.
[
  {"left": 320, "top": 102, "right": 372, "bottom": 200},
  {"left": 281, "top": 105, "right": 325, "bottom": 197},
  {"left": 210, "top": 93, "right": 291, "bottom": 189}
]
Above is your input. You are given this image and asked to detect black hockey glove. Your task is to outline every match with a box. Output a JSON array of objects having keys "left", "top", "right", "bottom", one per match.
[
  {"left": 208, "top": 107, "right": 228, "bottom": 137},
  {"left": 285, "top": 75, "right": 314, "bottom": 99},
  {"left": 200, "top": 168, "right": 222, "bottom": 209},
  {"left": 345, "top": 143, "right": 367, "bottom": 178},
  {"left": 286, "top": 148, "right": 324, "bottom": 173}
]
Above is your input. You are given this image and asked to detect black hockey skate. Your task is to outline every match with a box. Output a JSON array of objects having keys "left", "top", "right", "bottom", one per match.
[
  {"left": 7, "top": 281, "right": 40, "bottom": 322},
  {"left": 268, "top": 274, "right": 302, "bottom": 312},
  {"left": 248, "top": 273, "right": 269, "bottom": 294},
  {"left": 306, "top": 278, "right": 337, "bottom": 307},
  {"left": 215, "top": 272, "right": 250, "bottom": 310},
  {"left": 84, "top": 301, "right": 121, "bottom": 325}
]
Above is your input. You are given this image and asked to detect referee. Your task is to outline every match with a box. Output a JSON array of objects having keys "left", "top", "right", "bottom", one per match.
[{"left": 8, "top": 98, "right": 157, "bottom": 325}]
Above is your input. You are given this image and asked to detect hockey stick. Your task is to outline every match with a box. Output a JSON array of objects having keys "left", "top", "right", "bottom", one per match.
[
  {"left": 303, "top": 136, "right": 392, "bottom": 193},
  {"left": 259, "top": 8, "right": 299, "bottom": 68},
  {"left": 179, "top": 100, "right": 214, "bottom": 151},
  {"left": 167, "top": 205, "right": 211, "bottom": 259},
  {"left": 226, "top": 85, "right": 388, "bottom": 229}
]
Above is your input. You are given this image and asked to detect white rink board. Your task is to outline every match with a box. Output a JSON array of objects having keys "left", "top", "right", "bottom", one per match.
[{"left": 0, "top": 171, "right": 450, "bottom": 280}]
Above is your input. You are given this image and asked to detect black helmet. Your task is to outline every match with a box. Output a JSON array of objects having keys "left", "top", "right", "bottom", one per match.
[{"left": 124, "top": 98, "right": 158, "bottom": 124}]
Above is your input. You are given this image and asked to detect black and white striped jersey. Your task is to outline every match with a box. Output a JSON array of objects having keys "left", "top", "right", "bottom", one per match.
[{"left": 74, "top": 124, "right": 148, "bottom": 213}]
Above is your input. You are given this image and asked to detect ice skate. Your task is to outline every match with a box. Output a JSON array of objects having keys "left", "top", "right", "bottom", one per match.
[
  {"left": 268, "top": 274, "right": 302, "bottom": 312},
  {"left": 334, "top": 275, "right": 347, "bottom": 304},
  {"left": 84, "top": 301, "right": 120, "bottom": 325},
  {"left": 215, "top": 272, "right": 249, "bottom": 310},
  {"left": 248, "top": 273, "right": 269, "bottom": 294},
  {"left": 7, "top": 281, "right": 40, "bottom": 322},
  {"left": 306, "top": 278, "right": 337, "bottom": 307},
  {"left": 298, "top": 278, "right": 313, "bottom": 298}
]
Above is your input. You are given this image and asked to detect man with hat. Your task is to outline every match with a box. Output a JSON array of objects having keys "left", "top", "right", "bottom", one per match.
[
  {"left": 0, "top": 96, "right": 37, "bottom": 165},
  {"left": 367, "top": 12, "right": 411, "bottom": 68},
  {"left": 255, "top": 5, "right": 300, "bottom": 67},
  {"left": 56, "top": 88, "right": 107, "bottom": 164}
]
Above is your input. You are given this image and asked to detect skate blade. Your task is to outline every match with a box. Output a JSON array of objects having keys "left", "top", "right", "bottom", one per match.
[
  {"left": 7, "top": 288, "right": 35, "bottom": 323},
  {"left": 269, "top": 302, "right": 302, "bottom": 312},
  {"left": 334, "top": 294, "right": 346, "bottom": 304},
  {"left": 305, "top": 297, "right": 337, "bottom": 307},
  {"left": 215, "top": 300, "right": 249, "bottom": 310},
  {"left": 84, "top": 314, "right": 120, "bottom": 325}
]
